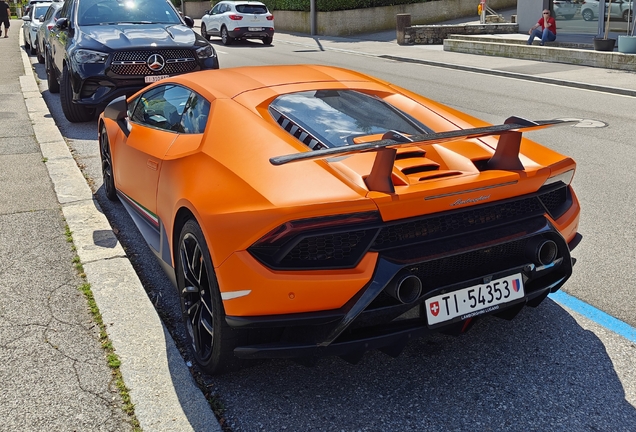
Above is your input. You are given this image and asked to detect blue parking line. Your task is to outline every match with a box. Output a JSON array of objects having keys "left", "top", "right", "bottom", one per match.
[{"left": 549, "top": 291, "right": 636, "bottom": 343}]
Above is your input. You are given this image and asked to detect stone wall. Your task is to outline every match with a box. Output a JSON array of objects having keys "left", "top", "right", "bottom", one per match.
[
  {"left": 404, "top": 23, "right": 519, "bottom": 45},
  {"left": 183, "top": 0, "right": 517, "bottom": 36}
]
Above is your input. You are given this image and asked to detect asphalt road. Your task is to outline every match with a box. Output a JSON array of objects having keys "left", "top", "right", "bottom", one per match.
[{"left": 27, "top": 32, "right": 636, "bottom": 431}]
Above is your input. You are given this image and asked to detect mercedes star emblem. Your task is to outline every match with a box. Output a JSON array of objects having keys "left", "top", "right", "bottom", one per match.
[{"left": 146, "top": 54, "right": 166, "bottom": 72}]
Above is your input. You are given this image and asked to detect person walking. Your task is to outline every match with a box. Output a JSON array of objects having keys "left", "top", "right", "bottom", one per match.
[
  {"left": 527, "top": 9, "right": 557, "bottom": 46},
  {"left": 0, "top": 0, "right": 10, "bottom": 38}
]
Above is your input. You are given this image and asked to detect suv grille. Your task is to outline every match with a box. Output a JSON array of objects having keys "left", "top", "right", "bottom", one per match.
[{"left": 110, "top": 50, "right": 198, "bottom": 76}]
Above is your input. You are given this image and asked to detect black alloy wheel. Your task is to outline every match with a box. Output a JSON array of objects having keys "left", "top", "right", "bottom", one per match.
[
  {"left": 221, "top": 26, "right": 232, "bottom": 45},
  {"left": 45, "top": 52, "right": 59, "bottom": 93},
  {"left": 99, "top": 125, "right": 117, "bottom": 201},
  {"left": 60, "top": 64, "right": 95, "bottom": 123},
  {"left": 177, "top": 219, "right": 244, "bottom": 375},
  {"left": 201, "top": 22, "right": 210, "bottom": 40}
]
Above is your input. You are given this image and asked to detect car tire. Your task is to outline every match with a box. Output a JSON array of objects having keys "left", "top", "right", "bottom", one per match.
[
  {"left": 176, "top": 219, "right": 245, "bottom": 375},
  {"left": 45, "top": 52, "right": 60, "bottom": 94},
  {"left": 99, "top": 124, "right": 117, "bottom": 201},
  {"left": 30, "top": 38, "right": 37, "bottom": 55},
  {"left": 564, "top": 14, "right": 575, "bottom": 20},
  {"left": 582, "top": 9, "right": 594, "bottom": 21},
  {"left": 24, "top": 38, "right": 30, "bottom": 52},
  {"left": 623, "top": 10, "right": 630, "bottom": 22},
  {"left": 60, "top": 64, "right": 95, "bottom": 123},
  {"left": 36, "top": 45, "right": 45, "bottom": 64},
  {"left": 262, "top": 35, "right": 273, "bottom": 45},
  {"left": 221, "top": 26, "right": 232, "bottom": 45},
  {"left": 201, "top": 22, "right": 210, "bottom": 40}
]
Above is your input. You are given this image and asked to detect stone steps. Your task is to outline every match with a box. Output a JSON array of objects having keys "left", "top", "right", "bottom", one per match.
[{"left": 443, "top": 35, "right": 636, "bottom": 71}]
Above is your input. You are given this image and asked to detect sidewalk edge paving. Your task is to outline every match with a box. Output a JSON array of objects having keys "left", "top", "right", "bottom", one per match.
[{"left": 18, "top": 34, "right": 221, "bottom": 432}]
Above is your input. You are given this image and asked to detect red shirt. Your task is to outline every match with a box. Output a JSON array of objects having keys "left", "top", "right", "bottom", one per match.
[{"left": 537, "top": 16, "right": 557, "bottom": 35}]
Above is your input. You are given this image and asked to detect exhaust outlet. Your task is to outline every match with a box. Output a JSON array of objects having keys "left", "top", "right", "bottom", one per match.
[
  {"left": 385, "top": 273, "right": 423, "bottom": 304},
  {"left": 526, "top": 238, "right": 558, "bottom": 266}
]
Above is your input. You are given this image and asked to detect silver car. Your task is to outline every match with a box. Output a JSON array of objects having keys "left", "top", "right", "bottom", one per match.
[
  {"left": 553, "top": 0, "right": 579, "bottom": 20},
  {"left": 581, "top": 0, "right": 634, "bottom": 22},
  {"left": 22, "top": 2, "right": 53, "bottom": 55}
]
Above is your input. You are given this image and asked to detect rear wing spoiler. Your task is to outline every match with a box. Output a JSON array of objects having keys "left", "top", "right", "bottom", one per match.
[{"left": 269, "top": 117, "right": 575, "bottom": 193}]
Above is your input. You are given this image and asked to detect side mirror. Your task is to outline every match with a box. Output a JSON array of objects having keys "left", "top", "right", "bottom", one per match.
[
  {"left": 183, "top": 15, "right": 194, "bottom": 28},
  {"left": 54, "top": 17, "right": 68, "bottom": 29},
  {"left": 22, "top": 16, "right": 32, "bottom": 21},
  {"left": 104, "top": 96, "right": 131, "bottom": 137}
]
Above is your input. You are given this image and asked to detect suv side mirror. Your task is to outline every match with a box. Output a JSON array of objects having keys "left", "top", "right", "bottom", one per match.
[
  {"left": 183, "top": 16, "right": 194, "bottom": 28},
  {"left": 55, "top": 17, "right": 68, "bottom": 29}
]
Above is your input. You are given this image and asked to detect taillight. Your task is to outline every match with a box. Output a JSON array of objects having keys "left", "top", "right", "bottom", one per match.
[
  {"left": 47, "top": 24, "right": 54, "bottom": 30},
  {"left": 266, "top": 15, "right": 274, "bottom": 20},
  {"left": 248, "top": 211, "right": 381, "bottom": 270},
  {"left": 229, "top": 14, "right": 243, "bottom": 20},
  {"left": 253, "top": 211, "right": 380, "bottom": 247}
]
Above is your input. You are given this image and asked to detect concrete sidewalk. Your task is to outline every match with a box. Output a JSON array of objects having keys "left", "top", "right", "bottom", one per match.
[
  {"left": 1, "top": 19, "right": 220, "bottom": 432},
  {"left": 0, "top": 21, "right": 133, "bottom": 431}
]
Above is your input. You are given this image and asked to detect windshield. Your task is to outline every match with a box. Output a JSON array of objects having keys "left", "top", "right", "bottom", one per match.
[
  {"left": 270, "top": 90, "right": 431, "bottom": 149},
  {"left": 78, "top": 0, "right": 182, "bottom": 26}
]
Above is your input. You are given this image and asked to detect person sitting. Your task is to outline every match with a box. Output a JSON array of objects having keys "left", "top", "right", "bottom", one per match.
[{"left": 527, "top": 9, "right": 557, "bottom": 46}]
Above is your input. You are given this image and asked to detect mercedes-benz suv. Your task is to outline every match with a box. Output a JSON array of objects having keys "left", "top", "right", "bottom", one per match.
[{"left": 47, "top": 0, "right": 219, "bottom": 122}]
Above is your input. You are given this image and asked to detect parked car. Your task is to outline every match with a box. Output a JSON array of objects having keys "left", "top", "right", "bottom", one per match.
[
  {"left": 200, "top": 0, "right": 274, "bottom": 45},
  {"left": 99, "top": 65, "right": 581, "bottom": 374},
  {"left": 24, "top": 0, "right": 58, "bottom": 17},
  {"left": 22, "top": 1, "right": 52, "bottom": 54},
  {"left": 581, "top": 0, "right": 633, "bottom": 21},
  {"left": 35, "top": 1, "right": 62, "bottom": 64},
  {"left": 553, "top": 0, "right": 578, "bottom": 19},
  {"left": 47, "top": 0, "right": 219, "bottom": 123}
]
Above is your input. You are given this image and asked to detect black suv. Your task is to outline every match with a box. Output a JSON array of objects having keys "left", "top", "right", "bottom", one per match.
[{"left": 47, "top": 0, "right": 219, "bottom": 122}]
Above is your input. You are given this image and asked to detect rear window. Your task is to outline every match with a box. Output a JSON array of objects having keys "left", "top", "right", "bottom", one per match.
[
  {"left": 269, "top": 90, "right": 432, "bottom": 149},
  {"left": 235, "top": 4, "right": 268, "bottom": 14}
]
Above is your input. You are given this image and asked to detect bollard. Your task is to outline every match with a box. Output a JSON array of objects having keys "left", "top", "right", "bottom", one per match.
[{"left": 396, "top": 13, "right": 411, "bottom": 45}]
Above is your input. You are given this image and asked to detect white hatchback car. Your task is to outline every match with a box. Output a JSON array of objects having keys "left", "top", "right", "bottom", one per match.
[
  {"left": 22, "top": 1, "right": 53, "bottom": 55},
  {"left": 200, "top": 1, "right": 274, "bottom": 45}
]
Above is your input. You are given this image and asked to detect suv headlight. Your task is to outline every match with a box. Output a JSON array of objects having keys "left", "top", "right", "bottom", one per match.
[
  {"left": 196, "top": 45, "right": 215, "bottom": 59},
  {"left": 73, "top": 49, "right": 108, "bottom": 64}
]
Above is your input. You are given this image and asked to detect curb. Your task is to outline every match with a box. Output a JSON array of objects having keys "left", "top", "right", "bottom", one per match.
[
  {"left": 378, "top": 54, "right": 636, "bottom": 98},
  {"left": 19, "top": 32, "right": 220, "bottom": 432}
]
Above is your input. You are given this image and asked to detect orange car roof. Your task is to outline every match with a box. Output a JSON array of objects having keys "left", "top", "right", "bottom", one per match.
[{"left": 167, "top": 65, "right": 388, "bottom": 99}]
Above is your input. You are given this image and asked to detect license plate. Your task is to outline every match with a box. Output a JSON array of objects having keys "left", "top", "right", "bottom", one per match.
[
  {"left": 425, "top": 273, "right": 524, "bottom": 326},
  {"left": 248, "top": 27, "right": 263, "bottom": 31},
  {"left": 144, "top": 75, "right": 169, "bottom": 83}
]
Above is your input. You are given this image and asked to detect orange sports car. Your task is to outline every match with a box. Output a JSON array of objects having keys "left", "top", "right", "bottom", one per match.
[{"left": 99, "top": 65, "right": 580, "bottom": 374}]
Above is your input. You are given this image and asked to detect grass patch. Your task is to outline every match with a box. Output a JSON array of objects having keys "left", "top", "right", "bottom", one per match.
[{"left": 68, "top": 223, "right": 142, "bottom": 431}]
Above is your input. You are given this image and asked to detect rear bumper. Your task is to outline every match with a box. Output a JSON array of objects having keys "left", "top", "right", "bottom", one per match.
[
  {"left": 227, "top": 217, "right": 576, "bottom": 360},
  {"left": 228, "top": 27, "right": 274, "bottom": 39}
]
